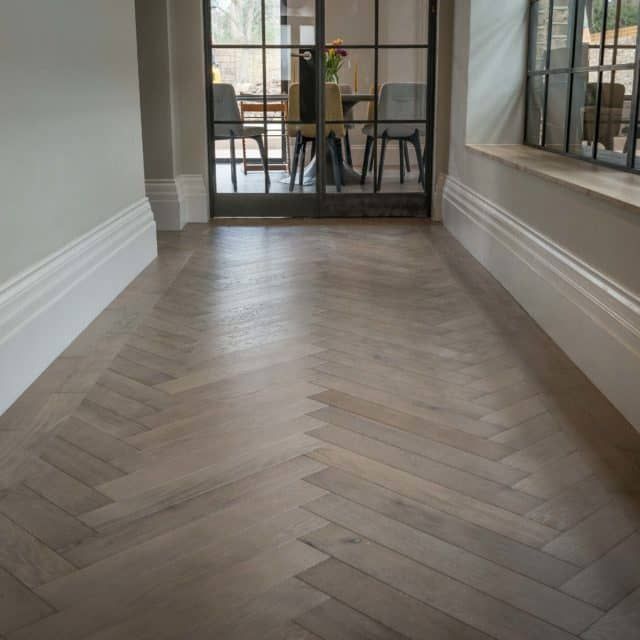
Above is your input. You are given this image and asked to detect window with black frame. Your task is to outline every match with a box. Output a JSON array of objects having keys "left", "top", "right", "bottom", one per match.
[{"left": 526, "top": 0, "right": 640, "bottom": 171}]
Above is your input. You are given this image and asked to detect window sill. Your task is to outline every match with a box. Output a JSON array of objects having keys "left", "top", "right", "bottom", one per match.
[{"left": 466, "top": 144, "right": 640, "bottom": 216}]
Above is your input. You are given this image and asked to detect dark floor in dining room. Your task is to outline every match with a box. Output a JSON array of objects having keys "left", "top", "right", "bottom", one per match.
[{"left": 1, "top": 220, "right": 640, "bottom": 640}]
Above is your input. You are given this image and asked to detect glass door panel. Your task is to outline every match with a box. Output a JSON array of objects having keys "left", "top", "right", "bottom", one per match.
[{"left": 206, "top": 0, "right": 436, "bottom": 216}]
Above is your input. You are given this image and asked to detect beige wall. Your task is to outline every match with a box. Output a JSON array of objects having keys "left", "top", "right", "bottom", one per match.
[{"left": 0, "top": 0, "right": 146, "bottom": 284}]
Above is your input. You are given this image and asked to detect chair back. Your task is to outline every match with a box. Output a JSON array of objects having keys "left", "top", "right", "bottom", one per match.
[
  {"left": 378, "top": 83, "right": 428, "bottom": 122},
  {"left": 213, "top": 83, "right": 242, "bottom": 138},
  {"left": 287, "top": 83, "right": 346, "bottom": 139},
  {"left": 375, "top": 82, "right": 427, "bottom": 137}
]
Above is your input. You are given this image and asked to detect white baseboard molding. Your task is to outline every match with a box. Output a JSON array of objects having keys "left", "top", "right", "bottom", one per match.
[
  {"left": 177, "top": 175, "right": 209, "bottom": 224},
  {"left": 146, "top": 176, "right": 209, "bottom": 230},
  {"left": 0, "top": 199, "right": 157, "bottom": 416},
  {"left": 443, "top": 175, "right": 640, "bottom": 431}
]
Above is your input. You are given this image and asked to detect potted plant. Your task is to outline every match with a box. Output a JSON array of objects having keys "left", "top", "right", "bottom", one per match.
[{"left": 325, "top": 38, "right": 348, "bottom": 83}]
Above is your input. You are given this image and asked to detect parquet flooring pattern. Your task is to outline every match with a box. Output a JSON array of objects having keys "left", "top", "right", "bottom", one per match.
[{"left": 2, "top": 220, "right": 640, "bottom": 640}]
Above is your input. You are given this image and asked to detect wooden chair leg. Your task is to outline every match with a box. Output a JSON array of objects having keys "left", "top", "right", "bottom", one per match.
[
  {"left": 376, "top": 134, "right": 388, "bottom": 192},
  {"left": 399, "top": 140, "right": 405, "bottom": 185},
  {"left": 230, "top": 136, "right": 238, "bottom": 193},
  {"left": 361, "top": 136, "right": 373, "bottom": 185}
]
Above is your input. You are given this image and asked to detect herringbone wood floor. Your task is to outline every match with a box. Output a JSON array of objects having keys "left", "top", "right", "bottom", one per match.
[{"left": 1, "top": 220, "right": 640, "bottom": 640}]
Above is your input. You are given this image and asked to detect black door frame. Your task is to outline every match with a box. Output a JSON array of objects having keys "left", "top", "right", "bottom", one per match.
[{"left": 203, "top": 0, "right": 438, "bottom": 218}]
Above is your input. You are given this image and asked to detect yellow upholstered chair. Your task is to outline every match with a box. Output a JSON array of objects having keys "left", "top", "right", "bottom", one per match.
[{"left": 287, "top": 83, "right": 346, "bottom": 191}]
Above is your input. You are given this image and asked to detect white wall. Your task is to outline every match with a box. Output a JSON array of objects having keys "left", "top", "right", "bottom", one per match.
[
  {"left": 0, "top": 0, "right": 157, "bottom": 415},
  {"left": 443, "top": 0, "right": 640, "bottom": 429},
  {"left": 0, "top": 0, "right": 148, "bottom": 283}
]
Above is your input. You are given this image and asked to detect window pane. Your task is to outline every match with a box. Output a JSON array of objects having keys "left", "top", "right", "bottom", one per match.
[
  {"left": 526, "top": 75, "right": 546, "bottom": 145},
  {"left": 529, "top": 0, "right": 551, "bottom": 71},
  {"left": 546, "top": 73, "right": 570, "bottom": 149},
  {"left": 603, "top": 0, "right": 640, "bottom": 65},
  {"left": 271, "top": 0, "right": 316, "bottom": 46},
  {"left": 575, "top": 0, "right": 605, "bottom": 67},
  {"left": 596, "top": 69, "right": 634, "bottom": 164},
  {"left": 326, "top": 0, "right": 374, "bottom": 45},
  {"left": 379, "top": 0, "right": 429, "bottom": 45},
  {"left": 568, "top": 69, "right": 600, "bottom": 156},
  {"left": 211, "top": 0, "right": 267, "bottom": 45},
  {"left": 550, "top": 0, "right": 573, "bottom": 68},
  {"left": 213, "top": 48, "right": 264, "bottom": 96}
]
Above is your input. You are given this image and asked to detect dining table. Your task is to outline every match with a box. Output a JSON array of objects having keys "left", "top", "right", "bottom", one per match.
[{"left": 237, "top": 92, "right": 375, "bottom": 185}]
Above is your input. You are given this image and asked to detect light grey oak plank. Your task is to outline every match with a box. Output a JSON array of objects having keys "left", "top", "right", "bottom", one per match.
[
  {"left": 305, "top": 466, "right": 575, "bottom": 586},
  {"left": 0, "top": 485, "right": 92, "bottom": 552},
  {"left": 301, "top": 524, "right": 578, "bottom": 640},
  {"left": 302, "top": 495, "right": 599, "bottom": 633},
  {"left": 0, "top": 513, "right": 74, "bottom": 588},
  {"left": 0, "top": 568, "right": 53, "bottom": 636}
]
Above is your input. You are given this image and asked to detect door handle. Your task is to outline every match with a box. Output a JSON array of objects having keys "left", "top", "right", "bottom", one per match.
[{"left": 292, "top": 51, "right": 313, "bottom": 62}]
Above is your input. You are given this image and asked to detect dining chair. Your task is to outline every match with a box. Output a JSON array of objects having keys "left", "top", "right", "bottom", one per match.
[
  {"left": 287, "top": 83, "right": 346, "bottom": 192},
  {"left": 363, "top": 84, "right": 412, "bottom": 177},
  {"left": 213, "top": 84, "right": 270, "bottom": 193},
  {"left": 361, "top": 83, "right": 427, "bottom": 190}
]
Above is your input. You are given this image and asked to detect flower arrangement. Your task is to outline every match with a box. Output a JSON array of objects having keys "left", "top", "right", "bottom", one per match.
[{"left": 325, "top": 38, "right": 348, "bottom": 83}]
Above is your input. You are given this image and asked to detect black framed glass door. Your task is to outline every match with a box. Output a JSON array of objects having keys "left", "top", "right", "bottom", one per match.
[{"left": 204, "top": 0, "right": 437, "bottom": 217}]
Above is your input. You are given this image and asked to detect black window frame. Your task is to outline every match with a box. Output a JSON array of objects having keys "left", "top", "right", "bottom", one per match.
[{"left": 525, "top": 0, "right": 640, "bottom": 173}]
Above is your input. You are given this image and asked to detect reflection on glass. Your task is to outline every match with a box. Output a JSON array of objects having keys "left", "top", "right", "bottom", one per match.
[
  {"left": 378, "top": 49, "right": 428, "bottom": 96},
  {"left": 211, "top": 0, "right": 270, "bottom": 45},
  {"left": 212, "top": 48, "right": 264, "bottom": 95},
  {"left": 269, "top": 0, "right": 315, "bottom": 46},
  {"left": 545, "top": 73, "right": 570, "bottom": 150},
  {"left": 596, "top": 70, "right": 634, "bottom": 164},
  {"left": 379, "top": 0, "right": 429, "bottom": 45},
  {"left": 575, "top": 0, "right": 604, "bottom": 66},
  {"left": 549, "top": 0, "right": 573, "bottom": 68},
  {"left": 526, "top": 75, "right": 546, "bottom": 145},
  {"left": 325, "top": 0, "right": 374, "bottom": 45},
  {"left": 568, "top": 71, "right": 590, "bottom": 154},
  {"left": 529, "top": 0, "right": 551, "bottom": 71},
  {"left": 603, "top": 0, "right": 640, "bottom": 65}
]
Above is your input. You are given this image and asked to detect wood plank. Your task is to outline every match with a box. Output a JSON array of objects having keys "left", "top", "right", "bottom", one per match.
[
  {"left": 0, "top": 485, "right": 93, "bottom": 552},
  {"left": 0, "top": 568, "right": 53, "bottom": 636},
  {"left": 305, "top": 466, "right": 576, "bottom": 586},
  {"left": 309, "top": 406, "right": 526, "bottom": 486},
  {"left": 306, "top": 446, "right": 558, "bottom": 548},
  {"left": 23, "top": 459, "right": 111, "bottom": 517},
  {"left": 301, "top": 495, "right": 599, "bottom": 633},
  {"left": 0, "top": 513, "right": 74, "bottom": 588},
  {"left": 301, "top": 524, "right": 578, "bottom": 640},
  {"left": 309, "top": 425, "right": 541, "bottom": 515},
  {"left": 561, "top": 533, "right": 640, "bottom": 610},
  {"left": 296, "top": 597, "right": 411, "bottom": 640},
  {"left": 39, "top": 437, "right": 123, "bottom": 487},
  {"left": 308, "top": 391, "right": 512, "bottom": 460}
]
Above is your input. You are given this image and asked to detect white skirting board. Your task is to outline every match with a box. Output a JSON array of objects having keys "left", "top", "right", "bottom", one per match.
[
  {"left": 0, "top": 199, "right": 157, "bottom": 416},
  {"left": 146, "top": 175, "right": 209, "bottom": 230},
  {"left": 443, "top": 176, "right": 640, "bottom": 430}
]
